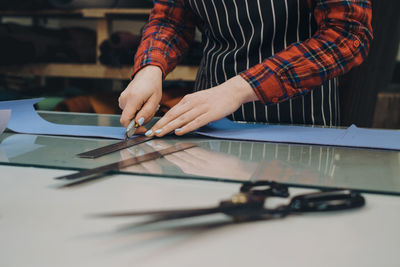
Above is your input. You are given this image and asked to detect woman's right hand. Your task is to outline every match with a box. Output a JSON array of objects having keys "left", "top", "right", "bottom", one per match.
[{"left": 119, "top": 65, "right": 163, "bottom": 127}]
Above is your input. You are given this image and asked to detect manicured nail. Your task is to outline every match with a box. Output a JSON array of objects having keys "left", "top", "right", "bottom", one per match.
[
  {"left": 145, "top": 129, "right": 153, "bottom": 136},
  {"left": 175, "top": 128, "right": 182, "bottom": 132},
  {"left": 155, "top": 129, "right": 163, "bottom": 135},
  {"left": 138, "top": 117, "right": 145, "bottom": 126}
]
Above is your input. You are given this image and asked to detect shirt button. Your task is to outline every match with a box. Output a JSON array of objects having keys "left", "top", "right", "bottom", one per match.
[{"left": 353, "top": 40, "right": 360, "bottom": 48}]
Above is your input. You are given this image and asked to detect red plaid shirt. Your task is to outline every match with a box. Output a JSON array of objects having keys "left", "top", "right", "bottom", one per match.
[{"left": 132, "top": 0, "right": 373, "bottom": 105}]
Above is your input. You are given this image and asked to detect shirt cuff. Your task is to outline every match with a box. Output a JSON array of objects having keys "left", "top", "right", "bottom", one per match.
[
  {"left": 240, "top": 62, "right": 290, "bottom": 105},
  {"left": 131, "top": 50, "right": 169, "bottom": 80}
]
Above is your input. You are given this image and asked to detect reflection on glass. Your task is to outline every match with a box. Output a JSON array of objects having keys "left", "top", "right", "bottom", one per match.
[
  {"left": 0, "top": 134, "right": 42, "bottom": 162},
  {"left": 0, "top": 133, "right": 120, "bottom": 169},
  {"left": 0, "top": 110, "right": 399, "bottom": 195},
  {"left": 153, "top": 139, "right": 257, "bottom": 180},
  {"left": 114, "top": 138, "right": 400, "bottom": 195},
  {"left": 197, "top": 140, "right": 400, "bottom": 193},
  {"left": 119, "top": 141, "right": 164, "bottom": 174},
  {"left": 195, "top": 141, "right": 336, "bottom": 184}
]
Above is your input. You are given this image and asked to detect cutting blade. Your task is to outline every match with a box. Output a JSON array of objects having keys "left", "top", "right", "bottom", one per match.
[{"left": 124, "top": 120, "right": 139, "bottom": 140}]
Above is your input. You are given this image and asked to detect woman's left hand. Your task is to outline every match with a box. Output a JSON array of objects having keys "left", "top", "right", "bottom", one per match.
[{"left": 147, "top": 75, "right": 258, "bottom": 137}]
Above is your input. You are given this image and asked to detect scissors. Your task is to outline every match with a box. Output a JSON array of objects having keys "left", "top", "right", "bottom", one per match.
[{"left": 94, "top": 181, "right": 365, "bottom": 225}]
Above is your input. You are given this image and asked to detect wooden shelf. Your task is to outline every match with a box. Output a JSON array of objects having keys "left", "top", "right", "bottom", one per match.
[
  {"left": 0, "top": 8, "right": 151, "bottom": 18},
  {"left": 0, "top": 8, "right": 199, "bottom": 82},
  {"left": 0, "top": 64, "right": 197, "bottom": 81}
]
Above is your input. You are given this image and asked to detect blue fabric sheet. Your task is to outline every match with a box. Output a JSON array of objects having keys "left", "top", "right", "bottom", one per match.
[
  {"left": 1, "top": 98, "right": 399, "bottom": 150},
  {"left": 0, "top": 98, "right": 125, "bottom": 139},
  {"left": 197, "top": 119, "right": 400, "bottom": 150}
]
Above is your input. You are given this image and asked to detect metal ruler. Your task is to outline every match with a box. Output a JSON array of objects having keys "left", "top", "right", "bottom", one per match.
[
  {"left": 56, "top": 143, "right": 198, "bottom": 182},
  {"left": 77, "top": 136, "right": 153, "bottom": 158}
]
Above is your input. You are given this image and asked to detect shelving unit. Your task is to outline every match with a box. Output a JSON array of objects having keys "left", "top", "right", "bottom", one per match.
[
  {"left": 0, "top": 8, "right": 198, "bottom": 81},
  {"left": 0, "top": 64, "right": 197, "bottom": 81},
  {"left": 0, "top": 8, "right": 152, "bottom": 18}
]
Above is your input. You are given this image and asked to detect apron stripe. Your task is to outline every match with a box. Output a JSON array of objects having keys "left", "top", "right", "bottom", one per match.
[
  {"left": 328, "top": 79, "right": 333, "bottom": 127},
  {"left": 190, "top": 0, "right": 338, "bottom": 126}
]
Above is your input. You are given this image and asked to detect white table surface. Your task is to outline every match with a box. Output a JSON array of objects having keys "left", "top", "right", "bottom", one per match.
[{"left": 1, "top": 164, "right": 399, "bottom": 267}]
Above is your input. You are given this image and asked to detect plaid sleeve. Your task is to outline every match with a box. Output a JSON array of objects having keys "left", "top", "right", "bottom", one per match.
[
  {"left": 132, "top": 0, "right": 196, "bottom": 79},
  {"left": 240, "top": 0, "right": 373, "bottom": 105}
]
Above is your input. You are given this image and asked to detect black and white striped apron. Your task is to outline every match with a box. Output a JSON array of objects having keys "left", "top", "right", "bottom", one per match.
[{"left": 187, "top": 0, "right": 340, "bottom": 126}]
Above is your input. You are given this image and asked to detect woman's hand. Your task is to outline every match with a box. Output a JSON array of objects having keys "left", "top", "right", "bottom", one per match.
[
  {"left": 147, "top": 75, "right": 258, "bottom": 137},
  {"left": 119, "top": 65, "right": 163, "bottom": 127},
  {"left": 142, "top": 139, "right": 256, "bottom": 180}
]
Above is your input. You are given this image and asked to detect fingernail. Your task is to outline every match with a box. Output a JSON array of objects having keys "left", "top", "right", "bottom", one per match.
[
  {"left": 138, "top": 117, "right": 145, "bottom": 126},
  {"left": 155, "top": 129, "right": 163, "bottom": 135},
  {"left": 175, "top": 128, "right": 182, "bottom": 132},
  {"left": 145, "top": 129, "right": 153, "bottom": 136}
]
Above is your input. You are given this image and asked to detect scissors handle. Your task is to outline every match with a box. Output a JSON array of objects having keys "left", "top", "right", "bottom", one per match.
[
  {"left": 240, "top": 181, "right": 289, "bottom": 198},
  {"left": 287, "top": 190, "right": 365, "bottom": 213}
]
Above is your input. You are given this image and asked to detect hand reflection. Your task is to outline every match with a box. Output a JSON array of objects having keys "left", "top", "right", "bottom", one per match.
[
  {"left": 119, "top": 142, "right": 163, "bottom": 174},
  {"left": 118, "top": 137, "right": 330, "bottom": 183},
  {"left": 148, "top": 140, "right": 257, "bottom": 180}
]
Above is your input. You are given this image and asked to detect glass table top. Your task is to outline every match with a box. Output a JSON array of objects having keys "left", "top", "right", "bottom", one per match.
[{"left": 1, "top": 111, "right": 399, "bottom": 195}]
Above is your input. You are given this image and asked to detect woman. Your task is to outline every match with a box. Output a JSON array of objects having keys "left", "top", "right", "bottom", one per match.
[{"left": 118, "top": 0, "right": 373, "bottom": 137}]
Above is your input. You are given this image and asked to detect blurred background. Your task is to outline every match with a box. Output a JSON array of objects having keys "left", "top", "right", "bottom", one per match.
[{"left": 0, "top": 0, "right": 399, "bottom": 128}]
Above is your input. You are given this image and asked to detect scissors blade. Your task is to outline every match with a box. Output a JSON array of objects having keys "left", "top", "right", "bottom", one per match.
[
  {"left": 94, "top": 206, "right": 224, "bottom": 218},
  {"left": 94, "top": 203, "right": 257, "bottom": 225},
  {"left": 128, "top": 209, "right": 227, "bottom": 228}
]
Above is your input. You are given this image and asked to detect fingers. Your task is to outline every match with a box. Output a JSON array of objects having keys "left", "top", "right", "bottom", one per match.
[
  {"left": 146, "top": 94, "right": 207, "bottom": 137},
  {"left": 118, "top": 80, "right": 137, "bottom": 110},
  {"left": 119, "top": 86, "right": 161, "bottom": 128},
  {"left": 120, "top": 100, "right": 141, "bottom": 127},
  {"left": 118, "top": 91, "right": 128, "bottom": 110},
  {"left": 143, "top": 85, "right": 240, "bottom": 137},
  {"left": 149, "top": 105, "right": 206, "bottom": 137},
  {"left": 173, "top": 113, "right": 209, "bottom": 136},
  {"left": 155, "top": 96, "right": 192, "bottom": 125},
  {"left": 134, "top": 94, "right": 160, "bottom": 126},
  {"left": 118, "top": 67, "right": 163, "bottom": 129}
]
